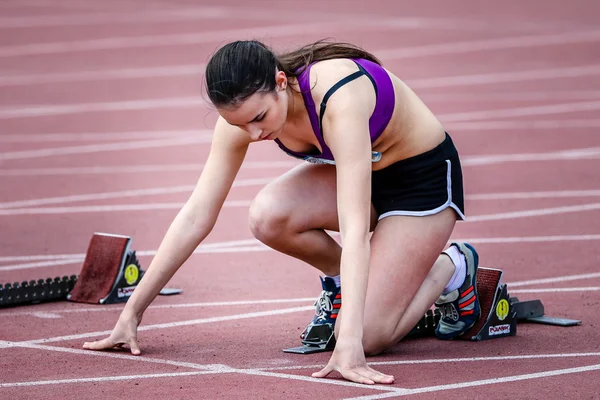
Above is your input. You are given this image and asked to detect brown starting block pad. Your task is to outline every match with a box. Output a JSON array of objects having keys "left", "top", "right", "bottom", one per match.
[
  {"left": 1, "top": 232, "right": 181, "bottom": 308},
  {"left": 67, "top": 233, "right": 143, "bottom": 304},
  {"left": 459, "top": 267, "right": 516, "bottom": 340}
]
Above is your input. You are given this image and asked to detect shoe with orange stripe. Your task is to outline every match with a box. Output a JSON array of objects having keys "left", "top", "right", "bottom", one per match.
[
  {"left": 434, "top": 242, "right": 481, "bottom": 340},
  {"left": 300, "top": 276, "right": 341, "bottom": 340}
]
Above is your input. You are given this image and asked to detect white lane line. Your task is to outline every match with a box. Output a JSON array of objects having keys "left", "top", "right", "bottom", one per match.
[
  {"left": 0, "top": 238, "right": 263, "bottom": 263},
  {"left": 461, "top": 147, "right": 600, "bottom": 165},
  {"left": 425, "top": 91, "right": 600, "bottom": 102},
  {"left": 4, "top": 283, "right": 600, "bottom": 320},
  {"left": 0, "top": 28, "right": 580, "bottom": 86},
  {"left": 0, "top": 130, "right": 203, "bottom": 143},
  {"left": 439, "top": 101, "right": 600, "bottom": 123},
  {"left": 0, "top": 24, "right": 596, "bottom": 60},
  {"left": 0, "top": 238, "right": 262, "bottom": 262},
  {"left": 510, "top": 287, "right": 600, "bottom": 293},
  {"left": 0, "top": 183, "right": 187, "bottom": 208},
  {"left": 28, "top": 312, "right": 62, "bottom": 319},
  {"left": 3, "top": 233, "right": 600, "bottom": 273},
  {"left": 0, "top": 246, "right": 269, "bottom": 271},
  {"left": 4, "top": 199, "right": 600, "bottom": 222},
  {"left": 0, "top": 9, "right": 450, "bottom": 30},
  {"left": 449, "top": 119, "right": 600, "bottom": 130},
  {"left": 2, "top": 145, "right": 599, "bottom": 207},
  {"left": 0, "top": 298, "right": 315, "bottom": 318},
  {"left": 461, "top": 234, "right": 600, "bottom": 244},
  {"left": 3, "top": 154, "right": 599, "bottom": 177},
  {"left": 378, "top": 29, "right": 600, "bottom": 60},
  {"left": 0, "top": 96, "right": 206, "bottom": 119},
  {"left": 0, "top": 258, "right": 83, "bottom": 271},
  {"left": 5, "top": 188, "right": 600, "bottom": 215},
  {"left": 237, "top": 369, "right": 407, "bottom": 393},
  {"left": 0, "top": 176, "right": 274, "bottom": 209},
  {"left": 0, "top": 161, "right": 297, "bottom": 176},
  {"left": 21, "top": 305, "right": 314, "bottom": 344},
  {"left": 2, "top": 97, "right": 600, "bottom": 126},
  {"left": 466, "top": 189, "right": 600, "bottom": 200},
  {"left": 0, "top": 5, "right": 548, "bottom": 33},
  {"left": 2, "top": 233, "right": 599, "bottom": 264},
  {"left": 0, "top": 7, "right": 229, "bottom": 29},
  {"left": 0, "top": 188, "right": 179, "bottom": 208},
  {"left": 5, "top": 341, "right": 230, "bottom": 371},
  {"left": 508, "top": 272, "right": 600, "bottom": 287},
  {"left": 257, "top": 352, "right": 600, "bottom": 371},
  {"left": 466, "top": 202, "right": 600, "bottom": 222},
  {"left": 0, "top": 136, "right": 212, "bottom": 161},
  {"left": 4, "top": 97, "right": 600, "bottom": 122},
  {"left": 0, "top": 20, "right": 389, "bottom": 58},
  {"left": 0, "top": 371, "right": 217, "bottom": 388},
  {"left": 3, "top": 341, "right": 404, "bottom": 393},
  {"left": 6, "top": 61, "right": 597, "bottom": 89},
  {"left": 0, "top": 200, "right": 252, "bottom": 215},
  {"left": 408, "top": 65, "right": 600, "bottom": 88},
  {"left": 0, "top": 0, "right": 155, "bottom": 12},
  {"left": 0, "top": 65, "right": 206, "bottom": 86},
  {"left": 344, "top": 363, "right": 600, "bottom": 399}
]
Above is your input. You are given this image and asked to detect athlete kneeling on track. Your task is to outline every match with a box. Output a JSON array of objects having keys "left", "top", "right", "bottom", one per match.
[{"left": 83, "top": 40, "right": 481, "bottom": 386}]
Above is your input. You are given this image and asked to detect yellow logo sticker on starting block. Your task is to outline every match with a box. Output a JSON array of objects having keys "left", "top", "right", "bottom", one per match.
[
  {"left": 496, "top": 299, "right": 509, "bottom": 321},
  {"left": 124, "top": 264, "right": 139, "bottom": 285}
]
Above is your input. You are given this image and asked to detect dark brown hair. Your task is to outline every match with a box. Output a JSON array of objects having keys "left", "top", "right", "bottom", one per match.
[{"left": 205, "top": 39, "right": 381, "bottom": 108}]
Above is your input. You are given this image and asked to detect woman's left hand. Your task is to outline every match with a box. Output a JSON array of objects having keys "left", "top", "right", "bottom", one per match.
[{"left": 312, "top": 339, "right": 395, "bottom": 385}]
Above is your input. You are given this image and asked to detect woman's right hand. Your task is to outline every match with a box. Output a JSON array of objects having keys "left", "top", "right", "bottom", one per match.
[{"left": 82, "top": 312, "right": 142, "bottom": 355}]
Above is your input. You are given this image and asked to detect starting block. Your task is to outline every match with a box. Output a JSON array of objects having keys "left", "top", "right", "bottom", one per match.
[
  {"left": 283, "top": 323, "right": 336, "bottom": 354},
  {"left": 0, "top": 232, "right": 181, "bottom": 308},
  {"left": 283, "top": 267, "right": 581, "bottom": 353},
  {"left": 410, "top": 267, "right": 581, "bottom": 341},
  {"left": 67, "top": 233, "right": 145, "bottom": 304}
]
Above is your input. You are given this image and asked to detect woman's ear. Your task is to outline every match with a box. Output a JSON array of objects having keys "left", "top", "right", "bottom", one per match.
[{"left": 275, "top": 70, "right": 287, "bottom": 91}]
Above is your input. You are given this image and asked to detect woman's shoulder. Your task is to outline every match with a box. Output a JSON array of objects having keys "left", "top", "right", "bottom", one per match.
[
  {"left": 304, "top": 59, "right": 363, "bottom": 91},
  {"left": 305, "top": 59, "right": 378, "bottom": 106}
]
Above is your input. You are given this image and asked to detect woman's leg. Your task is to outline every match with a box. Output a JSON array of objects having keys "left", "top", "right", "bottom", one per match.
[
  {"left": 359, "top": 208, "right": 458, "bottom": 355},
  {"left": 250, "top": 162, "right": 464, "bottom": 354},
  {"left": 248, "top": 162, "right": 377, "bottom": 277}
]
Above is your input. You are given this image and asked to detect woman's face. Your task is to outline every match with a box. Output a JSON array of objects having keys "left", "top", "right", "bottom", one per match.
[{"left": 218, "top": 72, "right": 289, "bottom": 141}]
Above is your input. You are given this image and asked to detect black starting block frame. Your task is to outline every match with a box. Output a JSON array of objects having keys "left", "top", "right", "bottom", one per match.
[{"left": 283, "top": 267, "right": 582, "bottom": 354}]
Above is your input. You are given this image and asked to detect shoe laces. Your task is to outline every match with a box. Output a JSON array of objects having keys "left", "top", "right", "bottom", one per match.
[
  {"left": 314, "top": 290, "right": 333, "bottom": 322},
  {"left": 439, "top": 302, "right": 459, "bottom": 322}
]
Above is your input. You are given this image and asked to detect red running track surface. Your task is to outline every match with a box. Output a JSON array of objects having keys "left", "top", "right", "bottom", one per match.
[{"left": 1, "top": 0, "right": 600, "bottom": 398}]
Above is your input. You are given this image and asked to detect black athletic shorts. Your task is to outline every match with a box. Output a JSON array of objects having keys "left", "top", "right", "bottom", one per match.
[{"left": 371, "top": 132, "right": 466, "bottom": 221}]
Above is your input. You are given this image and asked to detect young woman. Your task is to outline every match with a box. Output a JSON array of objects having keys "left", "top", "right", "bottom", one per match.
[{"left": 83, "top": 40, "right": 481, "bottom": 385}]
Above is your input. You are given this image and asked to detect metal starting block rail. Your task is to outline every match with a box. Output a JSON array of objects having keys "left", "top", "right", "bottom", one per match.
[{"left": 283, "top": 267, "right": 582, "bottom": 354}]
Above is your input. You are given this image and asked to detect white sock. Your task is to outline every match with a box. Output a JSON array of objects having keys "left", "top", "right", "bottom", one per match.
[
  {"left": 442, "top": 245, "right": 467, "bottom": 294},
  {"left": 327, "top": 275, "right": 341, "bottom": 288}
]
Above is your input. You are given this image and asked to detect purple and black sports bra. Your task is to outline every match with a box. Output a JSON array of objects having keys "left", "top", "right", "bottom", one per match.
[{"left": 274, "top": 58, "right": 395, "bottom": 165}]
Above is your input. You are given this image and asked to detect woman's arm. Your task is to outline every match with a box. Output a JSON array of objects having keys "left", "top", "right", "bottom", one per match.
[
  {"left": 326, "top": 98, "right": 373, "bottom": 344},
  {"left": 310, "top": 63, "right": 394, "bottom": 385},
  {"left": 83, "top": 117, "right": 251, "bottom": 353},
  {"left": 123, "top": 118, "right": 250, "bottom": 320}
]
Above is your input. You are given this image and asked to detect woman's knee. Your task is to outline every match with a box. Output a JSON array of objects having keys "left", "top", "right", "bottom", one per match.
[
  {"left": 248, "top": 190, "right": 291, "bottom": 244},
  {"left": 362, "top": 324, "right": 395, "bottom": 356}
]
